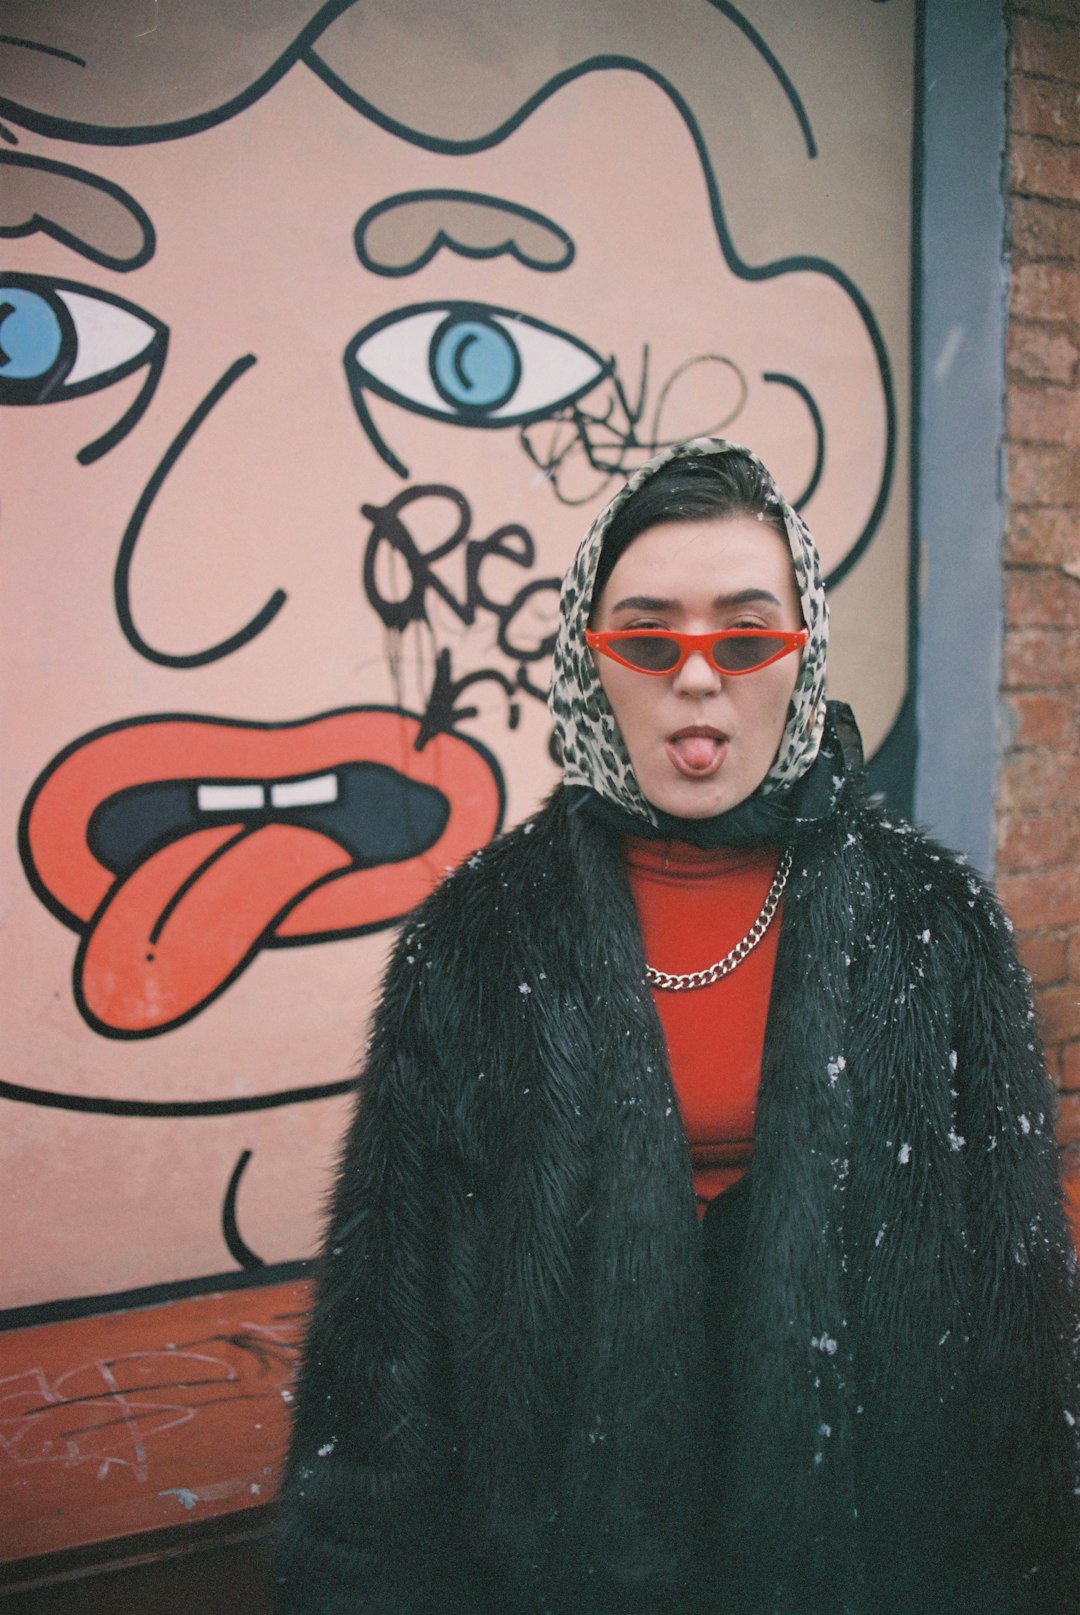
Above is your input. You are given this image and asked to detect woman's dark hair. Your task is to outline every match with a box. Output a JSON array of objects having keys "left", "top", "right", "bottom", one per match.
[{"left": 590, "top": 450, "right": 788, "bottom": 613}]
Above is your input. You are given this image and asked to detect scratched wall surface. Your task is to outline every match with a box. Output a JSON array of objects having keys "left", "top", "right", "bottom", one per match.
[{"left": 0, "top": 1280, "right": 306, "bottom": 1562}]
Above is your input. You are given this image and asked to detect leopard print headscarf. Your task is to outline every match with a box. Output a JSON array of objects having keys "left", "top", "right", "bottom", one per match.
[{"left": 548, "top": 438, "right": 829, "bottom": 826}]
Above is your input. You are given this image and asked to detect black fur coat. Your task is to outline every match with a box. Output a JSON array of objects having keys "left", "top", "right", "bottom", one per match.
[{"left": 275, "top": 783, "right": 1080, "bottom": 1615}]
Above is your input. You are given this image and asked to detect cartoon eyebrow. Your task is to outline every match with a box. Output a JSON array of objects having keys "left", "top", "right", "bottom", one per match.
[
  {"left": 355, "top": 189, "right": 574, "bottom": 278},
  {"left": 0, "top": 152, "right": 154, "bottom": 272}
]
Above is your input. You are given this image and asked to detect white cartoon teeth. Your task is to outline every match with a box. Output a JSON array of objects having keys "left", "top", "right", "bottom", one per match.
[
  {"left": 197, "top": 783, "right": 266, "bottom": 812},
  {"left": 196, "top": 773, "right": 340, "bottom": 813},
  {"left": 270, "top": 773, "right": 339, "bottom": 808}
]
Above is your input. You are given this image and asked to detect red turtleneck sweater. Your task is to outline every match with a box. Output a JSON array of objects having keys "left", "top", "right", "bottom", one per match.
[{"left": 623, "top": 838, "right": 783, "bottom": 1212}]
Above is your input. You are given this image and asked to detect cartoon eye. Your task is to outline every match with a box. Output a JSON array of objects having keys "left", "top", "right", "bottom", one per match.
[
  {"left": 346, "top": 302, "right": 609, "bottom": 429},
  {"left": 0, "top": 275, "right": 165, "bottom": 408},
  {"left": 0, "top": 275, "right": 168, "bottom": 463}
]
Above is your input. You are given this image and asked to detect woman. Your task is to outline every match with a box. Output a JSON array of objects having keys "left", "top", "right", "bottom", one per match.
[{"left": 275, "top": 441, "right": 1079, "bottom": 1615}]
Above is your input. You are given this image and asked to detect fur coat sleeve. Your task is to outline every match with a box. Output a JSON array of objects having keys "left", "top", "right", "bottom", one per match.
[
  {"left": 273, "top": 788, "right": 1080, "bottom": 1615},
  {"left": 272, "top": 912, "right": 469, "bottom": 1615}
]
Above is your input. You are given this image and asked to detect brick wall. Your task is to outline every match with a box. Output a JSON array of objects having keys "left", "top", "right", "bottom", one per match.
[{"left": 999, "top": 1, "right": 1080, "bottom": 1161}]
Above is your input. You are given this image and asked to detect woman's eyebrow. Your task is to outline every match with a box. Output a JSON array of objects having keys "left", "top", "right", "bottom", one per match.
[
  {"left": 607, "top": 589, "right": 783, "bottom": 613},
  {"left": 607, "top": 595, "right": 678, "bottom": 614},
  {"left": 713, "top": 588, "right": 783, "bottom": 609}
]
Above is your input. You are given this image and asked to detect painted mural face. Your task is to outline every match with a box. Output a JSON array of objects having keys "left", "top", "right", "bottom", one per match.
[{"left": 0, "top": 12, "right": 906, "bottom": 1304}]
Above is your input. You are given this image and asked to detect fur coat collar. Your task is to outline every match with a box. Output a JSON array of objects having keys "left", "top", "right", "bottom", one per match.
[{"left": 277, "top": 781, "right": 1079, "bottom": 1615}]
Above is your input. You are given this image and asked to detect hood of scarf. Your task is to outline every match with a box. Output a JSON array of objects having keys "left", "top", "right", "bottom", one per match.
[{"left": 548, "top": 438, "right": 831, "bottom": 841}]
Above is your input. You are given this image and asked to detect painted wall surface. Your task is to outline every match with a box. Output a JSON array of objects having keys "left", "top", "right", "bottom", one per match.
[{"left": 0, "top": 1, "right": 917, "bottom": 1316}]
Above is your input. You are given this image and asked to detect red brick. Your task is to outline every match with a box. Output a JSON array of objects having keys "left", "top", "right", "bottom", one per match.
[
  {"left": 1062, "top": 1038, "right": 1080, "bottom": 1089},
  {"left": 997, "top": 808, "right": 1077, "bottom": 870},
  {"left": 1056, "top": 1090, "right": 1080, "bottom": 1147},
  {"left": 999, "top": 748, "right": 1080, "bottom": 811},
  {"left": 1006, "top": 319, "right": 1080, "bottom": 383},
  {"left": 1016, "top": 928, "right": 1070, "bottom": 983},
  {"left": 1002, "top": 624, "right": 1080, "bottom": 686},
  {"left": 1011, "top": 196, "right": 1080, "bottom": 263},
  {"left": 1010, "top": 260, "right": 1080, "bottom": 324},
  {"left": 1004, "top": 565, "right": 1080, "bottom": 626},
  {"left": 1004, "top": 505, "right": 1080, "bottom": 564},
  {"left": 1037, "top": 982, "right": 1080, "bottom": 1043},
  {"left": 1005, "top": 441, "right": 1080, "bottom": 504},
  {"left": 1004, "top": 689, "right": 1080, "bottom": 746},
  {"left": 1012, "top": 15, "right": 1080, "bottom": 81},
  {"left": 1011, "top": 134, "right": 1080, "bottom": 202},
  {"left": 1008, "top": 382, "right": 1080, "bottom": 446},
  {"left": 1011, "top": 74, "right": 1080, "bottom": 141},
  {"left": 998, "top": 863, "right": 1080, "bottom": 929},
  {"left": 1067, "top": 929, "right": 1080, "bottom": 979},
  {"left": 1045, "top": 1043, "right": 1065, "bottom": 1084}
]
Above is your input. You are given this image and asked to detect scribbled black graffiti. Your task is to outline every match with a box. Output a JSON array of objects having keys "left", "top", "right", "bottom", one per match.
[
  {"left": 520, "top": 348, "right": 754, "bottom": 508},
  {"left": 361, "top": 483, "right": 560, "bottom": 740}
]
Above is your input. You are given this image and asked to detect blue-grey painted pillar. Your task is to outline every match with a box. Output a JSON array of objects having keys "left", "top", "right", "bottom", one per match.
[{"left": 914, "top": 0, "right": 1009, "bottom": 876}]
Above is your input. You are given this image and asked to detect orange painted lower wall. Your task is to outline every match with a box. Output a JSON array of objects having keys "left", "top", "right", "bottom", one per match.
[
  {"left": 0, "top": 1277, "right": 308, "bottom": 1565},
  {"left": 4, "top": 1178, "right": 1080, "bottom": 1569}
]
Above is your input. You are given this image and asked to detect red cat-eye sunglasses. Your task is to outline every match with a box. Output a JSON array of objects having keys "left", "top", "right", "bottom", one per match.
[{"left": 585, "top": 626, "right": 808, "bottom": 677}]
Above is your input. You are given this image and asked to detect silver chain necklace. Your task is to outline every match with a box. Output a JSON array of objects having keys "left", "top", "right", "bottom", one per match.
[{"left": 645, "top": 846, "right": 793, "bottom": 992}]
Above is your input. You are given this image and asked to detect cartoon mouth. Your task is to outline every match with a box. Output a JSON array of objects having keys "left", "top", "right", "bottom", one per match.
[{"left": 21, "top": 708, "right": 503, "bottom": 1038}]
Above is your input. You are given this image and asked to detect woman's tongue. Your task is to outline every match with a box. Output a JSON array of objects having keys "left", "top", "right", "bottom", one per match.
[{"left": 667, "top": 731, "right": 727, "bottom": 777}]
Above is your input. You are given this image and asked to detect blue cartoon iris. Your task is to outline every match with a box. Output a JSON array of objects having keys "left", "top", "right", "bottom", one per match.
[
  {"left": 0, "top": 287, "right": 70, "bottom": 393},
  {"left": 430, "top": 314, "right": 522, "bottom": 415}
]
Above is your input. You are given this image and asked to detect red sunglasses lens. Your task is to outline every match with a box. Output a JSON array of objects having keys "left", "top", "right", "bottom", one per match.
[
  {"left": 612, "top": 636, "right": 683, "bottom": 672},
  {"left": 711, "top": 633, "right": 790, "bottom": 672}
]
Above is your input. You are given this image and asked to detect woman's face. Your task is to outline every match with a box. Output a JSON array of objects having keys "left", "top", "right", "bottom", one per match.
[{"left": 590, "top": 514, "right": 804, "bottom": 819}]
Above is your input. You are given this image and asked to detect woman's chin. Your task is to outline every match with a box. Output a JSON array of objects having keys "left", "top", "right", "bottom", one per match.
[{"left": 640, "top": 771, "right": 755, "bottom": 821}]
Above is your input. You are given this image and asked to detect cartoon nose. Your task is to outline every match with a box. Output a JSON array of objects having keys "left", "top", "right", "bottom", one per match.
[{"left": 112, "top": 353, "right": 371, "bottom": 674}]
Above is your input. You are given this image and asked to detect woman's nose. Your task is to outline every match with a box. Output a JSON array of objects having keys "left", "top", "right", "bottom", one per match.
[{"left": 672, "top": 649, "right": 722, "bottom": 694}]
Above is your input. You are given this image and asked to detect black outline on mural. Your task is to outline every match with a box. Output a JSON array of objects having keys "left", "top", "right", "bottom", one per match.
[
  {"left": 355, "top": 188, "right": 575, "bottom": 278},
  {"left": 0, "top": 33, "right": 88, "bottom": 69},
  {"left": 706, "top": 2, "right": 816, "bottom": 159},
  {"left": 18, "top": 704, "right": 506, "bottom": 1043},
  {"left": 761, "top": 371, "right": 826, "bottom": 512},
  {"left": 0, "top": 0, "right": 359, "bottom": 146},
  {"left": 0, "top": 1073, "right": 359, "bottom": 1119},
  {"left": 0, "top": 151, "right": 156, "bottom": 270},
  {"left": 112, "top": 354, "right": 290, "bottom": 667},
  {"left": 222, "top": 1149, "right": 265, "bottom": 1269}
]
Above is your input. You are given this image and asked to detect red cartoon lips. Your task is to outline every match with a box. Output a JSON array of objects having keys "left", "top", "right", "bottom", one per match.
[{"left": 20, "top": 708, "right": 503, "bottom": 1038}]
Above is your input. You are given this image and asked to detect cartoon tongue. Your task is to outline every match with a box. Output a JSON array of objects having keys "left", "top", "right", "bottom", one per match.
[
  {"left": 78, "top": 823, "right": 352, "bottom": 1034},
  {"left": 669, "top": 734, "right": 724, "bottom": 773}
]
